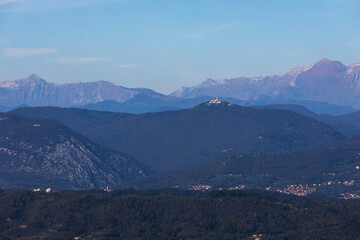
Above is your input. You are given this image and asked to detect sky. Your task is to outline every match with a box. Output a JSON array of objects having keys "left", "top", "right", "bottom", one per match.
[{"left": 0, "top": 0, "right": 360, "bottom": 94}]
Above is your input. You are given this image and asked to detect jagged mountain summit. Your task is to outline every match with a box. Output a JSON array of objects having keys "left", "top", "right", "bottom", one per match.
[
  {"left": 0, "top": 112, "right": 150, "bottom": 190},
  {"left": 0, "top": 74, "right": 157, "bottom": 107},
  {"left": 171, "top": 59, "right": 360, "bottom": 108}
]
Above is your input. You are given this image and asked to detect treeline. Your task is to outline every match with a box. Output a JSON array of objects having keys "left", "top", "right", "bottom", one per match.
[{"left": 0, "top": 189, "right": 359, "bottom": 239}]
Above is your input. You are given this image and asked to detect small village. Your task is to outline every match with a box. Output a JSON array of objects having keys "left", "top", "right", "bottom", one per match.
[
  {"left": 228, "top": 185, "right": 246, "bottom": 190},
  {"left": 340, "top": 192, "right": 360, "bottom": 199},
  {"left": 189, "top": 181, "right": 360, "bottom": 199},
  {"left": 276, "top": 184, "right": 317, "bottom": 196},
  {"left": 190, "top": 185, "right": 213, "bottom": 191}
]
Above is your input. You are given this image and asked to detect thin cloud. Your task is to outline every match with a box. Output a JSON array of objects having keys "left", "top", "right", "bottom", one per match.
[
  {"left": 3, "top": 48, "right": 57, "bottom": 57},
  {"left": 0, "top": 0, "right": 19, "bottom": 5},
  {"left": 51, "top": 57, "right": 109, "bottom": 64},
  {"left": 116, "top": 64, "right": 138, "bottom": 68}
]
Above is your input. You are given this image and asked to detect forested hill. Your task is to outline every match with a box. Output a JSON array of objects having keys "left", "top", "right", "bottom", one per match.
[
  {"left": 126, "top": 137, "right": 360, "bottom": 199},
  {"left": 12, "top": 102, "right": 346, "bottom": 172}
]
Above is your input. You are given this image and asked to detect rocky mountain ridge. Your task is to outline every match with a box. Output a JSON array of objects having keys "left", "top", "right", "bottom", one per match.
[
  {"left": 0, "top": 112, "right": 150, "bottom": 190},
  {"left": 1, "top": 58, "right": 360, "bottom": 112},
  {"left": 171, "top": 59, "right": 360, "bottom": 108},
  {"left": 0, "top": 74, "right": 156, "bottom": 107}
]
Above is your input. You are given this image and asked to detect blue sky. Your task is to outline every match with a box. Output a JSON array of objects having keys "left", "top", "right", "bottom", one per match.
[{"left": 0, "top": 0, "right": 360, "bottom": 93}]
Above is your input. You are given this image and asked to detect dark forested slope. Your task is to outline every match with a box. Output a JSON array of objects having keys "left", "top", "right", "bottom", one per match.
[
  {"left": 0, "top": 190, "right": 359, "bottom": 240},
  {"left": 13, "top": 102, "right": 346, "bottom": 172},
  {"left": 127, "top": 137, "right": 360, "bottom": 199}
]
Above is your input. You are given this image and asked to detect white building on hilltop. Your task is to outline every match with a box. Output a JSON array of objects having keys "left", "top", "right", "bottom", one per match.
[{"left": 209, "top": 97, "right": 221, "bottom": 104}]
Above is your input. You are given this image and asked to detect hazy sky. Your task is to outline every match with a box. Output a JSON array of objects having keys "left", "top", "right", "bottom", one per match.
[{"left": 0, "top": 0, "right": 360, "bottom": 94}]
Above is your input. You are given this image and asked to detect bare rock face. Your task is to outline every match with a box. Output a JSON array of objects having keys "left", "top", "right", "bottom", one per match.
[
  {"left": 0, "top": 113, "right": 150, "bottom": 190},
  {"left": 0, "top": 74, "right": 155, "bottom": 107},
  {"left": 171, "top": 59, "right": 360, "bottom": 108}
]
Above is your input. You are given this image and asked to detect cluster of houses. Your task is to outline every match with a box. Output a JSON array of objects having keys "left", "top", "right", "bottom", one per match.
[
  {"left": 340, "top": 192, "right": 360, "bottom": 199},
  {"left": 277, "top": 184, "right": 317, "bottom": 196},
  {"left": 33, "top": 188, "right": 51, "bottom": 193},
  {"left": 228, "top": 185, "right": 246, "bottom": 190},
  {"left": 190, "top": 185, "right": 212, "bottom": 191}
]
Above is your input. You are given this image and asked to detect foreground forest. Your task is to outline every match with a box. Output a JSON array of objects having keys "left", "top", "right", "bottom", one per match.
[{"left": 0, "top": 189, "right": 359, "bottom": 240}]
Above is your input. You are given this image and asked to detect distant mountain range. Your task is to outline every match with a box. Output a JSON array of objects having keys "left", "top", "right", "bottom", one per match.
[
  {"left": 0, "top": 74, "right": 156, "bottom": 107},
  {"left": 13, "top": 102, "right": 346, "bottom": 173},
  {"left": 0, "top": 112, "right": 150, "bottom": 190},
  {"left": 1, "top": 58, "right": 360, "bottom": 115},
  {"left": 172, "top": 59, "right": 360, "bottom": 108}
]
